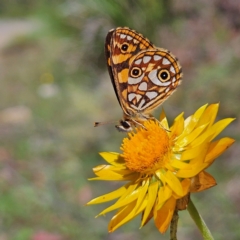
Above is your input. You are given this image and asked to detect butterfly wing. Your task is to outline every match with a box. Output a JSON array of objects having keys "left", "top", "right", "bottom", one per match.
[
  {"left": 105, "top": 27, "right": 155, "bottom": 113},
  {"left": 126, "top": 49, "right": 182, "bottom": 114}
]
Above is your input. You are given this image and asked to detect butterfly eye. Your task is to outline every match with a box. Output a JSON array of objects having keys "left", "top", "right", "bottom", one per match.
[
  {"left": 121, "top": 120, "right": 131, "bottom": 129},
  {"left": 121, "top": 43, "right": 129, "bottom": 53},
  {"left": 158, "top": 69, "right": 170, "bottom": 82},
  {"left": 116, "top": 120, "right": 132, "bottom": 132},
  {"left": 130, "top": 67, "right": 142, "bottom": 78}
]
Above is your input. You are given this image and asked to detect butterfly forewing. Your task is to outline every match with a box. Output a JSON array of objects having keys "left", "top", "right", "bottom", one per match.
[{"left": 105, "top": 27, "right": 155, "bottom": 111}]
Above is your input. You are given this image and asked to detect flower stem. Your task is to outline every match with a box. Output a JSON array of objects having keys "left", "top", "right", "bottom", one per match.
[
  {"left": 170, "top": 209, "right": 179, "bottom": 240},
  {"left": 187, "top": 198, "right": 214, "bottom": 240}
]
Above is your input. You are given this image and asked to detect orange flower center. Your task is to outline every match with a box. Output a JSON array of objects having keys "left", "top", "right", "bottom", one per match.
[{"left": 121, "top": 120, "right": 171, "bottom": 173}]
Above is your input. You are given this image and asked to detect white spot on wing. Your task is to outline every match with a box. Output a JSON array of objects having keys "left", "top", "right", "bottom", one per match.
[
  {"left": 154, "top": 55, "right": 162, "bottom": 61},
  {"left": 135, "top": 59, "right": 142, "bottom": 65},
  {"left": 136, "top": 94, "right": 142, "bottom": 102},
  {"left": 133, "top": 39, "right": 139, "bottom": 44},
  {"left": 148, "top": 69, "right": 171, "bottom": 86},
  {"left": 143, "top": 56, "right": 151, "bottom": 64},
  {"left": 146, "top": 91, "right": 158, "bottom": 100},
  {"left": 120, "top": 34, "right": 126, "bottom": 39},
  {"left": 128, "top": 74, "right": 144, "bottom": 85},
  {"left": 127, "top": 35, "right": 133, "bottom": 40},
  {"left": 170, "top": 66, "right": 176, "bottom": 74},
  {"left": 162, "top": 58, "right": 171, "bottom": 65},
  {"left": 128, "top": 93, "right": 135, "bottom": 101},
  {"left": 138, "top": 99, "right": 146, "bottom": 109},
  {"left": 138, "top": 82, "right": 147, "bottom": 91},
  {"left": 172, "top": 77, "right": 176, "bottom": 82},
  {"left": 128, "top": 93, "right": 142, "bottom": 102}
]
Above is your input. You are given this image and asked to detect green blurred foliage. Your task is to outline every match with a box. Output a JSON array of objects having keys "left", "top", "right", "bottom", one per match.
[{"left": 0, "top": 0, "right": 239, "bottom": 239}]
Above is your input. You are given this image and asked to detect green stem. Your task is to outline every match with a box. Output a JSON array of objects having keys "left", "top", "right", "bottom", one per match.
[
  {"left": 170, "top": 209, "right": 178, "bottom": 240},
  {"left": 187, "top": 198, "right": 214, "bottom": 240}
]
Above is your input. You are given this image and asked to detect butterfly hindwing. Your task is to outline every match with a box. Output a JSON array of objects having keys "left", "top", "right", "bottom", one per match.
[{"left": 126, "top": 49, "right": 182, "bottom": 113}]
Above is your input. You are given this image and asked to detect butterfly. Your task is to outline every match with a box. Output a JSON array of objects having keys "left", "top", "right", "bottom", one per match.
[{"left": 95, "top": 27, "right": 182, "bottom": 132}]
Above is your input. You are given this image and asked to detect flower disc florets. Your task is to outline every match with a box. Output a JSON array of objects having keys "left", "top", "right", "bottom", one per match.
[{"left": 121, "top": 120, "right": 171, "bottom": 173}]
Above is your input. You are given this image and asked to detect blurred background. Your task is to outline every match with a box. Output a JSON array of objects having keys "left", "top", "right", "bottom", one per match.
[{"left": 0, "top": 0, "right": 239, "bottom": 239}]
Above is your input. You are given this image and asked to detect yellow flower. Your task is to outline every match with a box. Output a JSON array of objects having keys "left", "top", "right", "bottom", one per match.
[{"left": 87, "top": 104, "right": 235, "bottom": 233}]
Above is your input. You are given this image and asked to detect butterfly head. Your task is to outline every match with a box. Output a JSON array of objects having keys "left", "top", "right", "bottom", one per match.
[{"left": 115, "top": 111, "right": 149, "bottom": 132}]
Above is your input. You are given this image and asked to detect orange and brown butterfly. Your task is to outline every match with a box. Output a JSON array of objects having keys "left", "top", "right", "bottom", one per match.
[{"left": 95, "top": 27, "right": 183, "bottom": 132}]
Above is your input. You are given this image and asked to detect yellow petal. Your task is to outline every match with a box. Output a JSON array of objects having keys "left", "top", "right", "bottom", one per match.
[
  {"left": 170, "top": 112, "right": 184, "bottom": 137},
  {"left": 190, "top": 171, "right": 217, "bottom": 192},
  {"left": 155, "top": 170, "right": 166, "bottom": 185},
  {"left": 99, "top": 152, "right": 125, "bottom": 167},
  {"left": 183, "top": 104, "right": 208, "bottom": 135},
  {"left": 162, "top": 171, "right": 183, "bottom": 197},
  {"left": 141, "top": 209, "right": 154, "bottom": 227},
  {"left": 108, "top": 201, "right": 136, "bottom": 232},
  {"left": 141, "top": 181, "right": 159, "bottom": 226},
  {"left": 175, "top": 123, "right": 208, "bottom": 150},
  {"left": 180, "top": 141, "right": 209, "bottom": 161},
  {"left": 205, "top": 137, "right": 235, "bottom": 164},
  {"left": 154, "top": 196, "right": 176, "bottom": 233},
  {"left": 91, "top": 165, "right": 137, "bottom": 181},
  {"left": 117, "top": 181, "right": 139, "bottom": 202},
  {"left": 209, "top": 118, "right": 235, "bottom": 141},
  {"left": 196, "top": 103, "right": 219, "bottom": 128},
  {"left": 190, "top": 141, "right": 210, "bottom": 164},
  {"left": 181, "top": 178, "right": 191, "bottom": 196},
  {"left": 159, "top": 108, "right": 169, "bottom": 130},
  {"left": 170, "top": 159, "right": 191, "bottom": 170},
  {"left": 98, "top": 182, "right": 145, "bottom": 216},
  {"left": 176, "top": 142, "right": 209, "bottom": 178},
  {"left": 176, "top": 161, "right": 208, "bottom": 178},
  {"left": 109, "top": 197, "right": 148, "bottom": 232},
  {"left": 155, "top": 185, "right": 172, "bottom": 211},
  {"left": 190, "top": 118, "right": 235, "bottom": 148},
  {"left": 172, "top": 178, "right": 191, "bottom": 199},
  {"left": 165, "top": 161, "right": 176, "bottom": 172},
  {"left": 87, "top": 184, "right": 129, "bottom": 205},
  {"left": 134, "top": 179, "right": 149, "bottom": 212}
]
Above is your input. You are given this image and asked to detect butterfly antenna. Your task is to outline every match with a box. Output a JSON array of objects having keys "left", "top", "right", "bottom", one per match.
[{"left": 94, "top": 120, "right": 118, "bottom": 127}]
